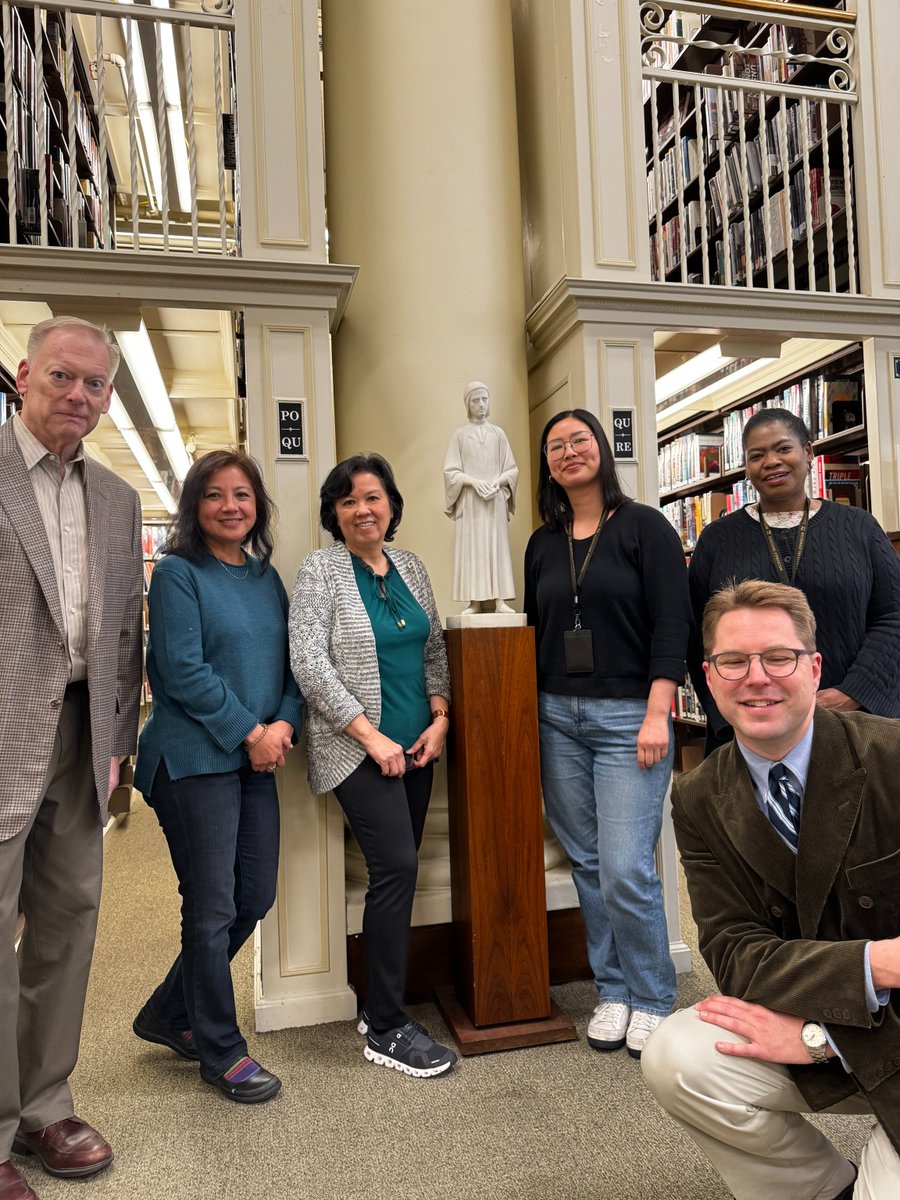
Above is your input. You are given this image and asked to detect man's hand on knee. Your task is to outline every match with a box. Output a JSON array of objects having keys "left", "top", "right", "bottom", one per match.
[{"left": 696, "top": 995, "right": 817, "bottom": 1064}]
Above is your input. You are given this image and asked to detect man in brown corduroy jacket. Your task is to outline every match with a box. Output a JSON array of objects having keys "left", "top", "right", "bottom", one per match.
[{"left": 643, "top": 579, "right": 900, "bottom": 1200}]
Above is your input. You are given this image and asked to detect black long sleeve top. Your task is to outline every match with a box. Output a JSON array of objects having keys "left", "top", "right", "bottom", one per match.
[
  {"left": 687, "top": 501, "right": 900, "bottom": 733},
  {"left": 524, "top": 500, "right": 691, "bottom": 699}
]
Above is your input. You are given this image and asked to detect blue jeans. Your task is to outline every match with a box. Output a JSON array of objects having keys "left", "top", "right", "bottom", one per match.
[
  {"left": 143, "top": 762, "right": 280, "bottom": 1074},
  {"left": 538, "top": 692, "right": 676, "bottom": 1016}
]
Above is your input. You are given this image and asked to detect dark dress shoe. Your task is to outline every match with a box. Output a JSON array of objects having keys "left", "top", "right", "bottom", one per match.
[
  {"left": 11, "top": 1117, "right": 112, "bottom": 1178},
  {"left": 133, "top": 1005, "right": 199, "bottom": 1061},
  {"left": 0, "top": 1161, "right": 38, "bottom": 1200},
  {"left": 201, "top": 1061, "right": 282, "bottom": 1104}
]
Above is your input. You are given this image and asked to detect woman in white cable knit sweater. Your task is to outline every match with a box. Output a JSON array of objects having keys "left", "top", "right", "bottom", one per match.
[{"left": 289, "top": 454, "right": 456, "bottom": 1079}]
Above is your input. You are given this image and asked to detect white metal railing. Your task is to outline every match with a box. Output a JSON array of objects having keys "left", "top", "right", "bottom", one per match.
[
  {"left": 641, "top": 1, "right": 857, "bottom": 294},
  {"left": 1, "top": 0, "right": 237, "bottom": 255}
]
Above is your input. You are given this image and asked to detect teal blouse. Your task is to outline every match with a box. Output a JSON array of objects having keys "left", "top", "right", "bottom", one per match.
[{"left": 350, "top": 555, "right": 431, "bottom": 749}]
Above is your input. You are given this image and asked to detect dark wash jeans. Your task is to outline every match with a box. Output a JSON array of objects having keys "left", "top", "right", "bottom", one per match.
[{"left": 143, "top": 761, "right": 280, "bottom": 1075}]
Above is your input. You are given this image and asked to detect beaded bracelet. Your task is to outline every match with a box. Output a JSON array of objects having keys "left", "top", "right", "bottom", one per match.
[{"left": 245, "top": 723, "right": 268, "bottom": 749}]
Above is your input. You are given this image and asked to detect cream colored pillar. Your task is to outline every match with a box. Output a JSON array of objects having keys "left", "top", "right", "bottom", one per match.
[
  {"left": 233, "top": 0, "right": 359, "bottom": 1028},
  {"left": 322, "top": 0, "right": 537, "bottom": 928}
]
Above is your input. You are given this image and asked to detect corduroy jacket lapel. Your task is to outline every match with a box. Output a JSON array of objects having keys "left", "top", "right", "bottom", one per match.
[
  {"left": 795, "top": 709, "right": 866, "bottom": 938},
  {"left": 84, "top": 458, "right": 111, "bottom": 655}
]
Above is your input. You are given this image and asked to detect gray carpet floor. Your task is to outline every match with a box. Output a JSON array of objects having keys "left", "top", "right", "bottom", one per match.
[{"left": 17, "top": 805, "right": 871, "bottom": 1200}]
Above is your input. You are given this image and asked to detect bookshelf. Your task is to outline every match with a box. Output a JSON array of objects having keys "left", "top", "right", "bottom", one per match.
[
  {"left": 644, "top": 2, "right": 857, "bottom": 292},
  {"left": 140, "top": 522, "right": 168, "bottom": 707},
  {"left": 0, "top": 6, "right": 115, "bottom": 249},
  {"left": 659, "top": 344, "right": 867, "bottom": 553}
]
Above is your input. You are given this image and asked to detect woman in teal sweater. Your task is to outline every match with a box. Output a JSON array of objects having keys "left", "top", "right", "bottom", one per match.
[{"left": 133, "top": 450, "right": 303, "bottom": 1104}]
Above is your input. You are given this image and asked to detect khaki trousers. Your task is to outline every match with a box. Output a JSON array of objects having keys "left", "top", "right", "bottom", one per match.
[
  {"left": 642, "top": 1007, "right": 900, "bottom": 1200},
  {"left": 0, "top": 690, "right": 102, "bottom": 1158}
]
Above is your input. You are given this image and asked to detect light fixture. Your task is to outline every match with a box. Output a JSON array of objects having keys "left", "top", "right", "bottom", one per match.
[
  {"left": 108, "top": 391, "right": 177, "bottom": 513},
  {"left": 660, "top": 357, "right": 778, "bottom": 420},
  {"left": 656, "top": 337, "right": 784, "bottom": 410},
  {"left": 656, "top": 345, "right": 733, "bottom": 405},
  {"left": 115, "top": 321, "right": 192, "bottom": 482},
  {"left": 119, "top": 0, "right": 192, "bottom": 213}
]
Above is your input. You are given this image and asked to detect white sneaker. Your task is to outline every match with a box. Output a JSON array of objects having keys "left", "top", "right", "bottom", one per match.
[
  {"left": 587, "top": 1001, "right": 630, "bottom": 1051},
  {"left": 626, "top": 1010, "right": 665, "bottom": 1059}
]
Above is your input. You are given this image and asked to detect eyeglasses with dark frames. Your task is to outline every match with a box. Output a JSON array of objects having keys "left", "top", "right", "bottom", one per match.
[
  {"left": 707, "top": 647, "right": 814, "bottom": 681},
  {"left": 544, "top": 432, "right": 595, "bottom": 461}
]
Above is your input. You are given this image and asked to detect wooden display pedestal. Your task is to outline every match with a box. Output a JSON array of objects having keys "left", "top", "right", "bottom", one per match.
[{"left": 438, "top": 620, "right": 576, "bottom": 1056}]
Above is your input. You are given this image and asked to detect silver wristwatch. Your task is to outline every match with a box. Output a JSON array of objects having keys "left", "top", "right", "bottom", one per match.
[{"left": 801, "top": 1021, "right": 829, "bottom": 1064}]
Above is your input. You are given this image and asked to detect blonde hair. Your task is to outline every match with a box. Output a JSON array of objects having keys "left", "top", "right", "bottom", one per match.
[
  {"left": 703, "top": 579, "right": 817, "bottom": 657},
  {"left": 28, "top": 315, "right": 120, "bottom": 379}
]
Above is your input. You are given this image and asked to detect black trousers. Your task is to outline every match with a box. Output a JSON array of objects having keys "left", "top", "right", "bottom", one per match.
[{"left": 334, "top": 756, "right": 433, "bottom": 1031}]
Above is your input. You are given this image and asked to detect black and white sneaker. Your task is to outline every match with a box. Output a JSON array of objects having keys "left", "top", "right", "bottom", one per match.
[
  {"left": 364, "top": 1021, "right": 457, "bottom": 1078},
  {"left": 356, "top": 1010, "right": 430, "bottom": 1039}
]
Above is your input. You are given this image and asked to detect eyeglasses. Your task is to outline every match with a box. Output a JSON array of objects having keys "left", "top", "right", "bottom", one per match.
[
  {"left": 544, "top": 432, "right": 595, "bottom": 461},
  {"left": 707, "top": 647, "right": 814, "bottom": 681}
]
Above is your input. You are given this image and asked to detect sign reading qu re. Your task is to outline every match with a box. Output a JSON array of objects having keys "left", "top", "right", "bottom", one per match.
[{"left": 611, "top": 408, "right": 635, "bottom": 461}]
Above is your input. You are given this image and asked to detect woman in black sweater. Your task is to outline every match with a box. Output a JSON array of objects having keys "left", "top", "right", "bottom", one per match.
[
  {"left": 689, "top": 408, "right": 900, "bottom": 749},
  {"left": 524, "top": 409, "right": 691, "bottom": 1061}
]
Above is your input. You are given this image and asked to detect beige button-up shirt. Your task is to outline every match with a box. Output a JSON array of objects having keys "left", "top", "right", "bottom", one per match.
[{"left": 13, "top": 414, "right": 89, "bottom": 681}]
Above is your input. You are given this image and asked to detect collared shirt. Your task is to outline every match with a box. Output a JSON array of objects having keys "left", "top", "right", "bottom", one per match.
[
  {"left": 735, "top": 720, "right": 887, "bottom": 1065},
  {"left": 13, "top": 413, "right": 89, "bottom": 681}
]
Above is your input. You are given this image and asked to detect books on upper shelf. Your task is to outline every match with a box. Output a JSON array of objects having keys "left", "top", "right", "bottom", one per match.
[{"left": 819, "top": 377, "right": 862, "bottom": 438}]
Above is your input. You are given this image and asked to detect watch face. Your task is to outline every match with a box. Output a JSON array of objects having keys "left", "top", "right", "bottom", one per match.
[{"left": 802, "top": 1022, "right": 827, "bottom": 1051}]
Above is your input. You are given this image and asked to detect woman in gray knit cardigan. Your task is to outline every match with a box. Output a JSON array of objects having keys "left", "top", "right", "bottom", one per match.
[{"left": 289, "top": 454, "right": 456, "bottom": 1079}]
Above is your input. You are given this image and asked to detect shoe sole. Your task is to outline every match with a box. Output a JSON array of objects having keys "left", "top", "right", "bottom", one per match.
[
  {"left": 133, "top": 1017, "right": 199, "bottom": 1062},
  {"left": 587, "top": 1035, "right": 626, "bottom": 1051},
  {"left": 10, "top": 1142, "right": 114, "bottom": 1178},
  {"left": 363, "top": 1045, "right": 454, "bottom": 1078},
  {"left": 201, "top": 1075, "right": 282, "bottom": 1104},
  {"left": 626, "top": 1045, "right": 643, "bottom": 1060}
]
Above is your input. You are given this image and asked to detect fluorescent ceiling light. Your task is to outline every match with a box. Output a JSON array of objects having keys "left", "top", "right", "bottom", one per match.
[
  {"left": 120, "top": 0, "right": 192, "bottom": 213},
  {"left": 655, "top": 345, "right": 733, "bottom": 405},
  {"left": 660, "top": 357, "right": 778, "bottom": 420},
  {"left": 108, "top": 391, "right": 177, "bottom": 513},
  {"left": 115, "top": 321, "right": 192, "bottom": 482}
]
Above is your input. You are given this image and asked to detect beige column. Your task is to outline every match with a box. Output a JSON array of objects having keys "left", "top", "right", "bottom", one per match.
[{"left": 233, "top": 0, "right": 359, "bottom": 1028}]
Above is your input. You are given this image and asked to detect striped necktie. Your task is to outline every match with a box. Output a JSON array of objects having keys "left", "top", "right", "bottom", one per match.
[{"left": 767, "top": 763, "right": 802, "bottom": 852}]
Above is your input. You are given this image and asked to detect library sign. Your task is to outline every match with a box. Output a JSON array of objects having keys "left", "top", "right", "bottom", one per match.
[
  {"left": 276, "top": 400, "right": 307, "bottom": 460},
  {"left": 611, "top": 408, "right": 636, "bottom": 462}
]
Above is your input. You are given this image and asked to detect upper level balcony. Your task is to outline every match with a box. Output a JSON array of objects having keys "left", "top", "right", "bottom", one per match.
[
  {"left": 642, "top": 0, "right": 859, "bottom": 296},
  {"left": 1, "top": 0, "right": 238, "bottom": 255}
]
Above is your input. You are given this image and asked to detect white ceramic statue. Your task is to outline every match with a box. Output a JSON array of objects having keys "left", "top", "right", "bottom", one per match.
[{"left": 443, "top": 381, "right": 518, "bottom": 614}]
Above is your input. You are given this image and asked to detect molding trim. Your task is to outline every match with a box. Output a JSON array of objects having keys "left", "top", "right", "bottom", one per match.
[
  {"left": 527, "top": 277, "right": 900, "bottom": 365},
  {"left": 0, "top": 249, "right": 358, "bottom": 331}
]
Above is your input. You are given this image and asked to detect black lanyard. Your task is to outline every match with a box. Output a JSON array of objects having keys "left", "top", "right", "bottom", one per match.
[
  {"left": 566, "top": 509, "right": 610, "bottom": 629},
  {"left": 758, "top": 499, "right": 809, "bottom": 586}
]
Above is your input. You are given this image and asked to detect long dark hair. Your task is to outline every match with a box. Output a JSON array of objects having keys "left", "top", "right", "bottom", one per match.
[
  {"left": 165, "top": 449, "right": 275, "bottom": 570},
  {"left": 536, "top": 409, "right": 628, "bottom": 530},
  {"left": 319, "top": 454, "right": 404, "bottom": 543}
]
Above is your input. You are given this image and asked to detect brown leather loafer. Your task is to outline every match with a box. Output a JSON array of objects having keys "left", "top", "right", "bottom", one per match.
[
  {"left": 0, "top": 1161, "right": 37, "bottom": 1200},
  {"left": 11, "top": 1117, "right": 112, "bottom": 1178}
]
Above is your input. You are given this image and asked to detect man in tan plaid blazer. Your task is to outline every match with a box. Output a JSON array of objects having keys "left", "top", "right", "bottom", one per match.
[{"left": 0, "top": 317, "right": 143, "bottom": 1200}]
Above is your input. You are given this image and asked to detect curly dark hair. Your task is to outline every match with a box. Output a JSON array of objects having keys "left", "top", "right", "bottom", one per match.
[
  {"left": 319, "top": 454, "right": 404, "bottom": 543},
  {"left": 741, "top": 406, "right": 811, "bottom": 451},
  {"left": 164, "top": 449, "right": 275, "bottom": 570},
  {"left": 536, "top": 409, "right": 629, "bottom": 530}
]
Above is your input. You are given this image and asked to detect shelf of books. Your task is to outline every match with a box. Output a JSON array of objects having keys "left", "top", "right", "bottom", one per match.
[
  {"left": 644, "top": 2, "right": 857, "bottom": 292},
  {"left": 1, "top": 6, "right": 115, "bottom": 249},
  {"left": 659, "top": 344, "right": 866, "bottom": 553},
  {"left": 140, "top": 522, "right": 167, "bottom": 707}
]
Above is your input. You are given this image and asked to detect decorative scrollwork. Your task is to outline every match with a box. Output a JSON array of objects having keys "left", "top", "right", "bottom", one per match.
[
  {"left": 640, "top": 2, "right": 666, "bottom": 34},
  {"left": 201, "top": 0, "right": 234, "bottom": 15}
]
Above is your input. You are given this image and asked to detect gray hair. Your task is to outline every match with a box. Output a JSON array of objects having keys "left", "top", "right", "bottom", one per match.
[{"left": 27, "top": 315, "right": 120, "bottom": 380}]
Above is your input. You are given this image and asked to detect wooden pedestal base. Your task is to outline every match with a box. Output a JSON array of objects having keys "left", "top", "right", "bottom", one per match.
[{"left": 435, "top": 986, "right": 576, "bottom": 1056}]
